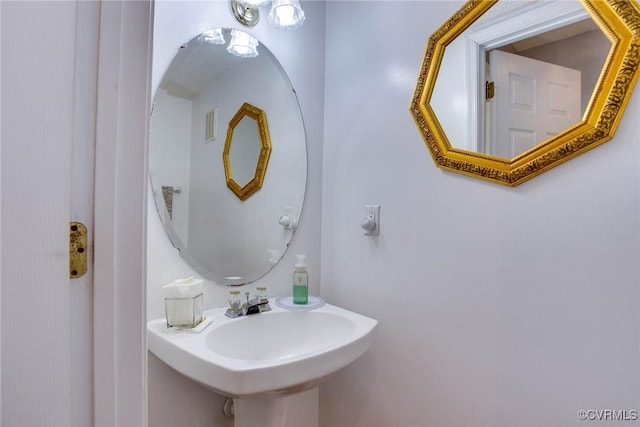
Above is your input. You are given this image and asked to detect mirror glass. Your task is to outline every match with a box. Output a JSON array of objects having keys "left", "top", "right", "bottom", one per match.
[
  {"left": 229, "top": 116, "right": 262, "bottom": 188},
  {"left": 150, "top": 28, "right": 307, "bottom": 285},
  {"left": 431, "top": 0, "right": 611, "bottom": 159}
]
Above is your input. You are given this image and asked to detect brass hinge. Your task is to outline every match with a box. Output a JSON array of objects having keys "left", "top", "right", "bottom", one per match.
[
  {"left": 70, "top": 222, "right": 87, "bottom": 279},
  {"left": 486, "top": 81, "right": 495, "bottom": 100}
]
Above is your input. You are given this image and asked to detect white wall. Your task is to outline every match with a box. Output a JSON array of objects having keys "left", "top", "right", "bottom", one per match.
[
  {"left": 320, "top": 2, "right": 640, "bottom": 427},
  {"left": 147, "top": 1, "right": 325, "bottom": 425},
  {"left": 149, "top": 89, "right": 193, "bottom": 245}
]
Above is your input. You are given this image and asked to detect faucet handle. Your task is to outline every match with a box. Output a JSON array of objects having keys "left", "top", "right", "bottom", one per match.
[{"left": 256, "top": 286, "right": 268, "bottom": 303}]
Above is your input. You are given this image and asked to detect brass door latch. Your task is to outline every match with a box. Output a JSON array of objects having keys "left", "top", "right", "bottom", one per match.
[
  {"left": 486, "top": 81, "right": 495, "bottom": 100},
  {"left": 70, "top": 222, "right": 87, "bottom": 279}
]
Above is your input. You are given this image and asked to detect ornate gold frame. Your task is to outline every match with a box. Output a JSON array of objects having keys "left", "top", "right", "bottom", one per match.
[
  {"left": 411, "top": 0, "right": 640, "bottom": 186},
  {"left": 223, "top": 102, "right": 272, "bottom": 201}
]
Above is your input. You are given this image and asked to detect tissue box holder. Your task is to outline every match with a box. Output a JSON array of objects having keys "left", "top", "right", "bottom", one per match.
[{"left": 165, "top": 293, "right": 204, "bottom": 329}]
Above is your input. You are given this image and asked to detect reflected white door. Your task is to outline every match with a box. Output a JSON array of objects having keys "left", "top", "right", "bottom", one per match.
[{"left": 489, "top": 49, "right": 581, "bottom": 158}]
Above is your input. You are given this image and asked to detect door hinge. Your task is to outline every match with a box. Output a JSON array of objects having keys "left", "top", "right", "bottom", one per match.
[
  {"left": 70, "top": 222, "right": 87, "bottom": 279},
  {"left": 486, "top": 81, "right": 495, "bottom": 100}
]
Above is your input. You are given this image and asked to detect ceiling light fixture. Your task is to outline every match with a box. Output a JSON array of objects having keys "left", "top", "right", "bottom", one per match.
[
  {"left": 229, "top": 0, "right": 260, "bottom": 27},
  {"left": 229, "top": 0, "right": 305, "bottom": 30}
]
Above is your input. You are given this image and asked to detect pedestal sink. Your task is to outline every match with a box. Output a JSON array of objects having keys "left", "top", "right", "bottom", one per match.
[{"left": 147, "top": 299, "right": 377, "bottom": 427}]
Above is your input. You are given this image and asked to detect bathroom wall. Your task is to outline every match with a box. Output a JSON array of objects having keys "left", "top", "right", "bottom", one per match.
[
  {"left": 149, "top": 89, "right": 193, "bottom": 245},
  {"left": 320, "top": 1, "right": 640, "bottom": 426},
  {"left": 147, "top": 1, "right": 325, "bottom": 425}
]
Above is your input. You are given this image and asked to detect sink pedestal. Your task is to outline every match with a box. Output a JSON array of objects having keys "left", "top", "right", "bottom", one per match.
[{"left": 234, "top": 388, "right": 319, "bottom": 427}]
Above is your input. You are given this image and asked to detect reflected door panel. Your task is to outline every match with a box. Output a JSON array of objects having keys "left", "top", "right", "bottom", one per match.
[{"left": 489, "top": 49, "right": 581, "bottom": 158}]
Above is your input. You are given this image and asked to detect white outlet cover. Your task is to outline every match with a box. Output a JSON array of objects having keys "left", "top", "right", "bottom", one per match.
[{"left": 364, "top": 205, "right": 380, "bottom": 236}]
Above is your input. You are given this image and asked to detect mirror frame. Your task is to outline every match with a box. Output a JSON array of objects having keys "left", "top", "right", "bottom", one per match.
[
  {"left": 223, "top": 102, "right": 272, "bottom": 201},
  {"left": 411, "top": 0, "right": 640, "bottom": 186}
]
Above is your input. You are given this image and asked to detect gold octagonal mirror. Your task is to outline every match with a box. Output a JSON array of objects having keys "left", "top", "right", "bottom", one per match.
[
  {"left": 223, "top": 102, "right": 272, "bottom": 201},
  {"left": 411, "top": 0, "right": 640, "bottom": 186}
]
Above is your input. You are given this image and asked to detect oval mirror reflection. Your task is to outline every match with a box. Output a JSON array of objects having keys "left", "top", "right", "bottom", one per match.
[{"left": 149, "top": 28, "right": 307, "bottom": 285}]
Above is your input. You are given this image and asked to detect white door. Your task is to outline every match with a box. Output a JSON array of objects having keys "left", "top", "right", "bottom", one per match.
[
  {"left": 2, "top": 1, "right": 94, "bottom": 424},
  {"left": 488, "top": 49, "right": 582, "bottom": 158},
  {"left": 1, "top": 1, "right": 151, "bottom": 425}
]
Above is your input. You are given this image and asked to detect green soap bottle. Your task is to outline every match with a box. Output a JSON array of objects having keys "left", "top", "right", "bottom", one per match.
[{"left": 293, "top": 254, "right": 308, "bottom": 304}]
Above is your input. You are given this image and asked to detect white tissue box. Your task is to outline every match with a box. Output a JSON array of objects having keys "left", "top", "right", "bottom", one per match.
[{"left": 165, "top": 293, "right": 203, "bottom": 329}]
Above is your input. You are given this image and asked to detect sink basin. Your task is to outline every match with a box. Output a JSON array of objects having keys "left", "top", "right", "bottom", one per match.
[{"left": 147, "top": 300, "right": 377, "bottom": 398}]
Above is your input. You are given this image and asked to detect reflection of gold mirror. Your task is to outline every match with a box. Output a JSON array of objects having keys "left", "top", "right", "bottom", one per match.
[
  {"left": 223, "top": 102, "right": 272, "bottom": 201},
  {"left": 411, "top": 0, "right": 640, "bottom": 186}
]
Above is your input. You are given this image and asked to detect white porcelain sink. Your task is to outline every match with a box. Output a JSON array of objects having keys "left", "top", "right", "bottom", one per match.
[{"left": 147, "top": 300, "right": 377, "bottom": 398}]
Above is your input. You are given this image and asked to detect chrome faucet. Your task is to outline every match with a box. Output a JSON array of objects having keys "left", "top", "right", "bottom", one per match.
[{"left": 225, "top": 290, "right": 271, "bottom": 318}]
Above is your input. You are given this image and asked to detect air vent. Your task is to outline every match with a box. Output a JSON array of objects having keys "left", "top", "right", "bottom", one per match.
[{"left": 205, "top": 107, "right": 218, "bottom": 142}]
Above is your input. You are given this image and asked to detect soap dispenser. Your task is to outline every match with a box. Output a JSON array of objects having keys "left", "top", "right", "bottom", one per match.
[{"left": 293, "top": 254, "right": 308, "bottom": 304}]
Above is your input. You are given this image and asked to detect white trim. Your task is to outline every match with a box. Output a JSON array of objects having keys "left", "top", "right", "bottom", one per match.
[
  {"left": 71, "top": 1, "right": 100, "bottom": 424},
  {"left": 94, "top": 1, "right": 153, "bottom": 425},
  {"left": 466, "top": 36, "right": 484, "bottom": 151},
  {"left": 467, "top": 1, "right": 588, "bottom": 49},
  {"left": 0, "top": 2, "right": 4, "bottom": 421}
]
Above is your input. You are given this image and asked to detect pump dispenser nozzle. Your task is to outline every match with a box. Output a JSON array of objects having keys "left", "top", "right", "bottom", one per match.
[{"left": 295, "top": 254, "right": 306, "bottom": 269}]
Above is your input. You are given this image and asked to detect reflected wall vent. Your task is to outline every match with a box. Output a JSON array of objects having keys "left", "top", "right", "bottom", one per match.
[{"left": 205, "top": 107, "right": 218, "bottom": 142}]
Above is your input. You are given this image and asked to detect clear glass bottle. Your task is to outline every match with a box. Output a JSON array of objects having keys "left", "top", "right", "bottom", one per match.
[{"left": 228, "top": 290, "right": 243, "bottom": 313}]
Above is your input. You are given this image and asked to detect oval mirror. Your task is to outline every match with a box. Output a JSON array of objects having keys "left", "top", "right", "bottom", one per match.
[
  {"left": 150, "top": 28, "right": 307, "bottom": 285},
  {"left": 411, "top": 0, "right": 640, "bottom": 186}
]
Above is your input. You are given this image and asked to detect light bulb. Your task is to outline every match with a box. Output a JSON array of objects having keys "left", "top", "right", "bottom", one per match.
[
  {"left": 277, "top": 5, "right": 295, "bottom": 22},
  {"left": 268, "top": 0, "right": 305, "bottom": 29},
  {"left": 227, "top": 29, "right": 259, "bottom": 58}
]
